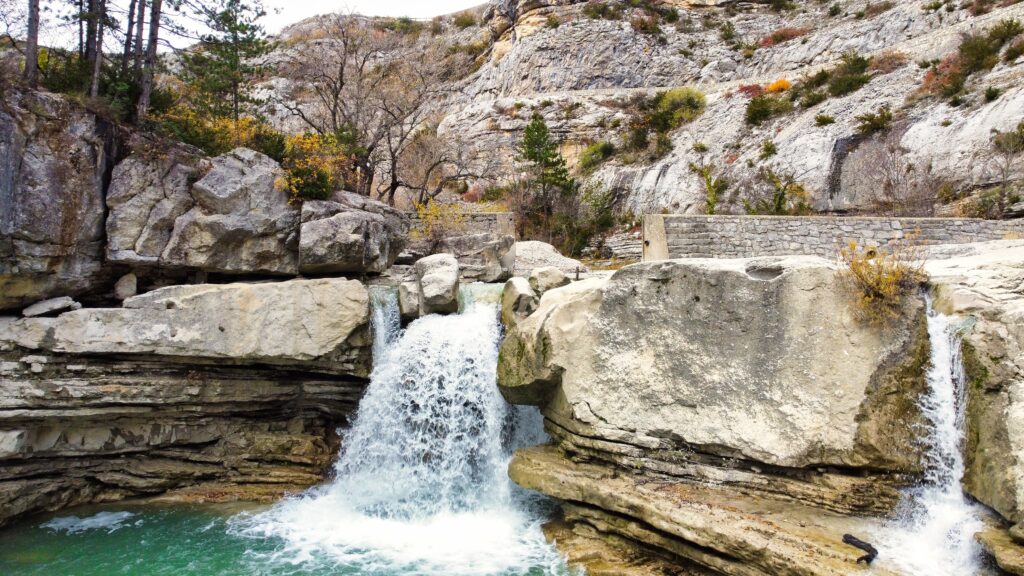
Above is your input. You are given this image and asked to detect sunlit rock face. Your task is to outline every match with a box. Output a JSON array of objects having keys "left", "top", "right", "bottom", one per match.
[{"left": 0, "top": 278, "right": 374, "bottom": 528}]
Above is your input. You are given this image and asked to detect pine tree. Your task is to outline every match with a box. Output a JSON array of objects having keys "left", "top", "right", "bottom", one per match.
[
  {"left": 179, "top": 0, "right": 271, "bottom": 121},
  {"left": 516, "top": 115, "right": 576, "bottom": 240}
]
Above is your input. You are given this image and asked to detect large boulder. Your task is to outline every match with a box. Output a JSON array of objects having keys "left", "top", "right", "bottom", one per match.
[
  {"left": 499, "top": 256, "right": 929, "bottom": 473},
  {"left": 32, "top": 278, "right": 372, "bottom": 373},
  {"left": 528, "top": 266, "right": 570, "bottom": 296},
  {"left": 414, "top": 254, "right": 460, "bottom": 315},
  {"left": 107, "top": 148, "right": 299, "bottom": 275},
  {"left": 513, "top": 240, "right": 587, "bottom": 277},
  {"left": 438, "top": 233, "right": 515, "bottom": 283},
  {"left": 299, "top": 193, "right": 409, "bottom": 275},
  {"left": 0, "top": 90, "right": 115, "bottom": 311}
]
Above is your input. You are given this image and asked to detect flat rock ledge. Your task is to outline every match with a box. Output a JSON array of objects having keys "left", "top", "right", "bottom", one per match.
[{"left": 511, "top": 446, "right": 900, "bottom": 576}]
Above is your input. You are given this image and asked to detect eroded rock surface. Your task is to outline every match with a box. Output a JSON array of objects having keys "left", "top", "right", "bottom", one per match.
[
  {"left": 0, "top": 90, "right": 116, "bottom": 311},
  {"left": 928, "top": 241, "right": 1024, "bottom": 558},
  {"left": 107, "top": 148, "right": 299, "bottom": 275},
  {"left": 299, "top": 193, "right": 409, "bottom": 275},
  {"left": 0, "top": 277, "right": 373, "bottom": 527}
]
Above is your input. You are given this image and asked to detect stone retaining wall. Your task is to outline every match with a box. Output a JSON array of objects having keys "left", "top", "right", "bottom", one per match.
[
  {"left": 407, "top": 212, "right": 516, "bottom": 238},
  {"left": 642, "top": 215, "right": 1024, "bottom": 261}
]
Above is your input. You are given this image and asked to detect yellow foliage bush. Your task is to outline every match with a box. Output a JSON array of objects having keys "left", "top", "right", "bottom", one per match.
[
  {"left": 280, "top": 133, "right": 354, "bottom": 201},
  {"left": 413, "top": 201, "right": 468, "bottom": 252},
  {"left": 766, "top": 78, "right": 792, "bottom": 93},
  {"left": 156, "top": 105, "right": 285, "bottom": 161},
  {"left": 839, "top": 235, "right": 927, "bottom": 324}
]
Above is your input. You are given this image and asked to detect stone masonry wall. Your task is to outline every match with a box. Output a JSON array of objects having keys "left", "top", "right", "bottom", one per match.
[
  {"left": 407, "top": 212, "right": 516, "bottom": 238},
  {"left": 642, "top": 215, "right": 1024, "bottom": 261}
]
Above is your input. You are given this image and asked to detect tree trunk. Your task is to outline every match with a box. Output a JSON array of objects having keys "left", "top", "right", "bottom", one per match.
[
  {"left": 133, "top": 0, "right": 146, "bottom": 74},
  {"left": 23, "top": 0, "right": 39, "bottom": 87},
  {"left": 121, "top": 0, "right": 137, "bottom": 74},
  {"left": 78, "top": 0, "right": 85, "bottom": 58},
  {"left": 85, "top": 0, "right": 98, "bottom": 65},
  {"left": 90, "top": 0, "right": 105, "bottom": 98},
  {"left": 136, "top": 0, "right": 162, "bottom": 122}
]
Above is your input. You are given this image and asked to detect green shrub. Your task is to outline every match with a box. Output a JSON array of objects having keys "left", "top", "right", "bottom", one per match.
[
  {"left": 828, "top": 52, "right": 872, "bottom": 97},
  {"left": 1007, "top": 38, "right": 1024, "bottom": 62},
  {"left": 578, "top": 141, "right": 616, "bottom": 172},
  {"left": 985, "top": 86, "right": 1003, "bottom": 102},
  {"left": 815, "top": 114, "right": 836, "bottom": 126},
  {"left": 583, "top": 1, "right": 622, "bottom": 20},
  {"left": 855, "top": 105, "right": 893, "bottom": 135},
  {"left": 760, "top": 139, "right": 778, "bottom": 159},
  {"left": 622, "top": 88, "right": 706, "bottom": 158},
  {"left": 745, "top": 95, "right": 793, "bottom": 125},
  {"left": 800, "top": 90, "right": 827, "bottom": 107}
]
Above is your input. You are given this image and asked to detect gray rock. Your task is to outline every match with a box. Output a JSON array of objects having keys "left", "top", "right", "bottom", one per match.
[
  {"left": 0, "top": 90, "right": 113, "bottom": 310},
  {"left": 22, "top": 297, "right": 81, "bottom": 318},
  {"left": 398, "top": 281, "right": 421, "bottom": 322},
  {"left": 106, "top": 148, "right": 299, "bottom": 275},
  {"left": 499, "top": 256, "right": 929, "bottom": 472},
  {"left": 50, "top": 279, "right": 370, "bottom": 372},
  {"left": 438, "top": 233, "right": 515, "bottom": 283},
  {"left": 113, "top": 273, "right": 138, "bottom": 301},
  {"left": 299, "top": 194, "right": 409, "bottom": 274},
  {"left": 414, "top": 254, "right": 460, "bottom": 315},
  {"left": 500, "top": 277, "right": 538, "bottom": 329},
  {"left": 528, "top": 266, "right": 570, "bottom": 296},
  {"left": 513, "top": 241, "right": 588, "bottom": 277}
]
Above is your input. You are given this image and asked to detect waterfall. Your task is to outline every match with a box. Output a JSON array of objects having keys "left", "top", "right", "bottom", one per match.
[
  {"left": 877, "top": 297, "right": 985, "bottom": 575},
  {"left": 232, "top": 287, "right": 566, "bottom": 575}
]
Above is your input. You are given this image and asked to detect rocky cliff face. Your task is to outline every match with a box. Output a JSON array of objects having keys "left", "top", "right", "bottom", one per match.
[
  {"left": 0, "top": 278, "right": 372, "bottom": 528},
  {"left": 392, "top": 0, "right": 1024, "bottom": 216},
  {"left": 498, "top": 256, "right": 934, "bottom": 574},
  {"left": 0, "top": 89, "right": 119, "bottom": 310}
]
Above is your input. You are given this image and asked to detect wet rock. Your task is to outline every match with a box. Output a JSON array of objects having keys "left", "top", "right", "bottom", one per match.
[
  {"left": 414, "top": 254, "right": 460, "bottom": 315},
  {"left": 398, "top": 280, "right": 421, "bottom": 322}
]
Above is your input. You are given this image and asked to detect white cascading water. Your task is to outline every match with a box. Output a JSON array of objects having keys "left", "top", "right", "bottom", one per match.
[
  {"left": 878, "top": 297, "right": 986, "bottom": 575},
  {"left": 233, "top": 286, "right": 565, "bottom": 575}
]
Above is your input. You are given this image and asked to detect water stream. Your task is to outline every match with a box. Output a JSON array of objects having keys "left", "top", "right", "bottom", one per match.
[
  {"left": 0, "top": 286, "right": 567, "bottom": 576},
  {"left": 877, "top": 297, "right": 987, "bottom": 575}
]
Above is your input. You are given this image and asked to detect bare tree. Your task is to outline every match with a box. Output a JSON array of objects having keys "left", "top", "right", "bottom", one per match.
[
  {"left": 990, "top": 122, "right": 1024, "bottom": 218},
  {"left": 848, "top": 131, "right": 939, "bottom": 217},
  {"left": 136, "top": 0, "right": 162, "bottom": 121},
  {"left": 22, "top": 0, "right": 38, "bottom": 87},
  {"left": 386, "top": 120, "right": 498, "bottom": 206}
]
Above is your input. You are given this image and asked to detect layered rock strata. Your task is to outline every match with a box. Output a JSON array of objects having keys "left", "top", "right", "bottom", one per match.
[{"left": 0, "top": 278, "right": 373, "bottom": 528}]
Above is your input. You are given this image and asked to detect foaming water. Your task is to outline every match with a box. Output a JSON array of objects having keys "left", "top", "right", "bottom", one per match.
[
  {"left": 232, "top": 289, "right": 568, "bottom": 575},
  {"left": 877, "top": 298, "right": 985, "bottom": 575},
  {"left": 41, "top": 511, "right": 139, "bottom": 535}
]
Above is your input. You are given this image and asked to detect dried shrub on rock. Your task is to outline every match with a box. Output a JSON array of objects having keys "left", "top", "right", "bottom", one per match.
[
  {"left": 839, "top": 236, "right": 927, "bottom": 324},
  {"left": 759, "top": 27, "right": 809, "bottom": 47}
]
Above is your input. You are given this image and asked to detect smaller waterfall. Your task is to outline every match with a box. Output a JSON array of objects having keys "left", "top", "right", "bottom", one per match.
[{"left": 879, "top": 298, "right": 985, "bottom": 575}]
